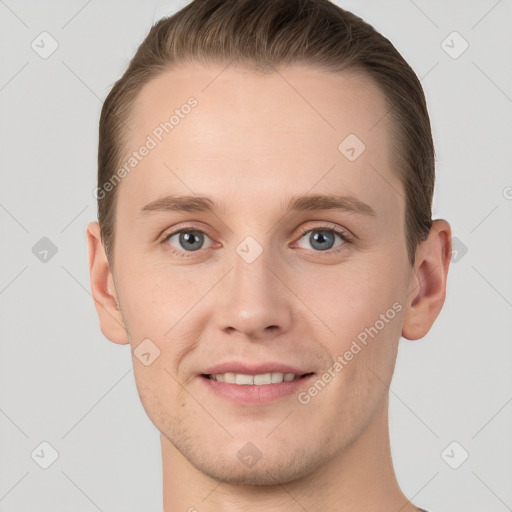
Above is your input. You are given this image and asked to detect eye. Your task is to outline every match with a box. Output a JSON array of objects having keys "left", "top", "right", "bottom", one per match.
[
  {"left": 163, "top": 228, "right": 213, "bottom": 255},
  {"left": 295, "top": 226, "right": 350, "bottom": 252}
]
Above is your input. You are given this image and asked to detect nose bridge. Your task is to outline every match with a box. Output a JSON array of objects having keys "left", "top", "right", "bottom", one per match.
[{"left": 215, "top": 238, "right": 293, "bottom": 338}]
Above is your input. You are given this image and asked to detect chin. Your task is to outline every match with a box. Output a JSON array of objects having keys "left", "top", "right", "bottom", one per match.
[{"left": 184, "top": 443, "right": 323, "bottom": 487}]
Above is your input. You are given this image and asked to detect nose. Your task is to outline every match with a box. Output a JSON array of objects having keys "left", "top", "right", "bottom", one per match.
[{"left": 214, "top": 244, "right": 293, "bottom": 341}]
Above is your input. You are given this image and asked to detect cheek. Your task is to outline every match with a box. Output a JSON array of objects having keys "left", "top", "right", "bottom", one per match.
[
  {"left": 294, "top": 264, "right": 404, "bottom": 427},
  {"left": 115, "top": 253, "right": 203, "bottom": 337},
  {"left": 131, "top": 359, "right": 191, "bottom": 439},
  {"left": 114, "top": 264, "right": 199, "bottom": 413},
  {"left": 289, "top": 255, "right": 407, "bottom": 403},
  {"left": 295, "top": 257, "right": 404, "bottom": 339}
]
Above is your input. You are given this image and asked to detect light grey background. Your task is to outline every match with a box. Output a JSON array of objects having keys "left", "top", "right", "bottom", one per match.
[{"left": 1, "top": 0, "right": 511, "bottom": 511}]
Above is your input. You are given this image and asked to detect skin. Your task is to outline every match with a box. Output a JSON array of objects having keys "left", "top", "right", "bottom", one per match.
[{"left": 87, "top": 63, "right": 451, "bottom": 512}]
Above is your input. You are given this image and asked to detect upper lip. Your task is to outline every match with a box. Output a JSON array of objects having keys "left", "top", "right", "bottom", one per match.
[{"left": 202, "top": 362, "right": 313, "bottom": 376}]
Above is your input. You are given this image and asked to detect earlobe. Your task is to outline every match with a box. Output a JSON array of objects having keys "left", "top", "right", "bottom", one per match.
[
  {"left": 86, "top": 221, "right": 129, "bottom": 345},
  {"left": 402, "top": 219, "right": 452, "bottom": 341}
]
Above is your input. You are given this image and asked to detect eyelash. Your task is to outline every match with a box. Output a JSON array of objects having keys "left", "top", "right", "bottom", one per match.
[{"left": 161, "top": 224, "right": 353, "bottom": 258}]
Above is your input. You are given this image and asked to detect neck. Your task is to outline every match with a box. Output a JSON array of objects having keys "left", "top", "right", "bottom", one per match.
[{"left": 161, "top": 395, "right": 418, "bottom": 512}]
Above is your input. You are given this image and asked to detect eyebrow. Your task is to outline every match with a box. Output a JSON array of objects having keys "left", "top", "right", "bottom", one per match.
[{"left": 139, "top": 193, "right": 377, "bottom": 217}]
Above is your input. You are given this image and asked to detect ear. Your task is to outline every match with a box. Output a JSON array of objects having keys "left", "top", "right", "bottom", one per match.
[
  {"left": 402, "top": 219, "right": 452, "bottom": 340},
  {"left": 86, "top": 221, "right": 129, "bottom": 345}
]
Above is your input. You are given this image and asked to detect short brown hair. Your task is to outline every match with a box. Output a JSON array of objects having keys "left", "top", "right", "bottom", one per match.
[{"left": 97, "top": 0, "right": 434, "bottom": 268}]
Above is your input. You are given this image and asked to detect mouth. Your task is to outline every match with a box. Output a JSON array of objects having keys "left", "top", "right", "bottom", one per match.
[
  {"left": 198, "top": 365, "right": 316, "bottom": 405},
  {"left": 202, "top": 372, "right": 314, "bottom": 385}
]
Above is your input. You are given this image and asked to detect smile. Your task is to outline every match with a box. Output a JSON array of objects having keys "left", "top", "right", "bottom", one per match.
[
  {"left": 200, "top": 372, "right": 315, "bottom": 405},
  {"left": 206, "top": 372, "right": 305, "bottom": 385}
]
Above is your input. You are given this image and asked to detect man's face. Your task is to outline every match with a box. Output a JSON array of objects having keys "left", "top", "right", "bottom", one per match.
[{"left": 109, "top": 63, "right": 415, "bottom": 484}]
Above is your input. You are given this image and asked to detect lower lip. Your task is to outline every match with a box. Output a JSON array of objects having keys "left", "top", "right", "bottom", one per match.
[{"left": 199, "top": 374, "right": 315, "bottom": 405}]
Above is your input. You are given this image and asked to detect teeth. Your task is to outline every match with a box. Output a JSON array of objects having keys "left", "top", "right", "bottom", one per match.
[
  {"left": 271, "top": 372, "right": 284, "bottom": 383},
  {"left": 224, "top": 372, "right": 236, "bottom": 384},
  {"left": 254, "top": 373, "right": 272, "bottom": 385},
  {"left": 209, "top": 372, "right": 299, "bottom": 385},
  {"left": 236, "top": 374, "right": 254, "bottom": 385}
]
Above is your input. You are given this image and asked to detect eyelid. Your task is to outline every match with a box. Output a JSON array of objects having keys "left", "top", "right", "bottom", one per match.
[
  {"left": 295, "top": 222, "right": 352, "bottom": 239},
  {"left": 159, "top": 222, "right": 214, "bottom": 242},
  {"left": 165, "top": 229, "right": 214, "bottom": 246}
]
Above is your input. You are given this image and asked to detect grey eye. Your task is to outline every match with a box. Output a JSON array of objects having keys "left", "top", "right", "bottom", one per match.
[
  {"left": 167, "top": 230, "right": 212, "bottom": 252},
  {"left": 296, "top": 229, "right": 345, "bottom": 251}
]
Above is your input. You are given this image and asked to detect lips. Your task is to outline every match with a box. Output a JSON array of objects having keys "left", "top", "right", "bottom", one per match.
[
  {"left": 202, "top": 362, "right": 311, "bottom": 376},
  {"left": 199, "top": 362, "right": 316, "bottom": 404}
]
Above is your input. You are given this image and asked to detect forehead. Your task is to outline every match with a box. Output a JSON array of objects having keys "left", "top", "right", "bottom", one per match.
[{"left": 117, "top": 62, "right": 402, "bottom": 222}]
